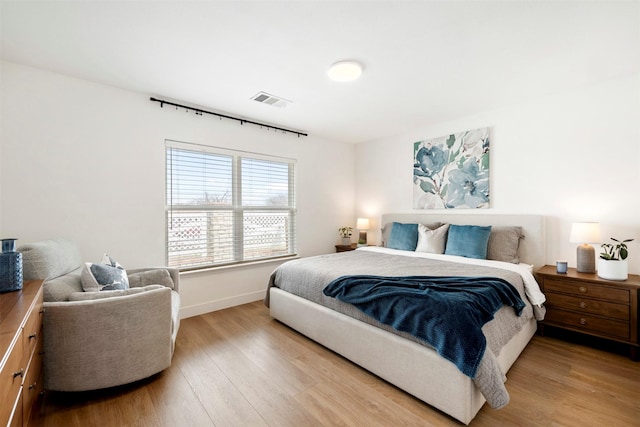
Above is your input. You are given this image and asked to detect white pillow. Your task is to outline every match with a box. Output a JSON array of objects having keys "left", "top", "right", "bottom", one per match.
[
  {"left": 415, "top": 223, "right": 450, "bottom": 254},
  {"left": 101, "top": 253, "right": 124, "bottom": 269}
]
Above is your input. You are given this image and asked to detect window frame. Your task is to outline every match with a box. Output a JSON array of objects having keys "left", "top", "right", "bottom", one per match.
[{"left": 165, "top": 140, "right": 297, "bottom": 271}]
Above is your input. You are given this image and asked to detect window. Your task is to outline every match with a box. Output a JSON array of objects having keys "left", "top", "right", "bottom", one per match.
[{"left": 165, "top": 140, "right": 296, "bottom": 270}]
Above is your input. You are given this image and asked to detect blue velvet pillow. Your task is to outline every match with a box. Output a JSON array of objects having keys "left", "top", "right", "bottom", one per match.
[
  {"left": 387, "top": 222, "right": 419, "bottom": 251},
  {"left": 445, "top": 225, "right": 492, "bottom": 259}
]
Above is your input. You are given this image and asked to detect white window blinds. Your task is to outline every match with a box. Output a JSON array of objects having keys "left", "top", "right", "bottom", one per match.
[{"left": 166, "top": 140, "right": 296, "bottom": 270}]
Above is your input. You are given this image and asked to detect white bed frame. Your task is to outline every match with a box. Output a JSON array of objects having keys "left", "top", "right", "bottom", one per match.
[{"left": 270, "top": 214, "right": 545, "bottom": 424}]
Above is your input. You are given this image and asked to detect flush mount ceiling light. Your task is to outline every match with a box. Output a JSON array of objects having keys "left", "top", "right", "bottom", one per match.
[{"left": 327, "top": 60, "right": 363, "bottom": 82}]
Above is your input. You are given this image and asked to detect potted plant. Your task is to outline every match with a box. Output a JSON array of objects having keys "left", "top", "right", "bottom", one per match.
[
  {"left": 598, "top": 237, "right": 633, "bottom": 280},
  {"left": 338, "top": 226, "right": 353, "bottom": 245}
]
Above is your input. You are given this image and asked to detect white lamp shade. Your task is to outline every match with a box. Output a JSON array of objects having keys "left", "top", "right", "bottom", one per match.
[
  {"left": 356, "top": 218, "right": 370, "bottom": 230},
  {"left": 570, "top": 222, "right": 601, "bottom": 243}
]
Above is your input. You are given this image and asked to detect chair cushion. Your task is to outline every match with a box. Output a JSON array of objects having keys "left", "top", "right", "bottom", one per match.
[
  {"left": 68, "top": 285, "right": 164, "bottom": 301},
  {"left": 43, "top": 268, "right": 83, "bottom": 302},
  {"left": 128, "top": 269, "right": 175, "bottom": 290},
  {"left": 19, "top": 239, "right": 82, "bottom": 281}
]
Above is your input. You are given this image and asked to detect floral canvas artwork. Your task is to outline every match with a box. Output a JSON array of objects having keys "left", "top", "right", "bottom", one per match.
[{"left": 413, "top": 127, "right": 490, "bottom": 209}]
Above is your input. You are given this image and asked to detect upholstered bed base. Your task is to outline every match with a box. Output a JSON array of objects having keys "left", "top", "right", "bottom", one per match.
[{"left": 270, "top": 287, "right": 537, "bottom": 425}]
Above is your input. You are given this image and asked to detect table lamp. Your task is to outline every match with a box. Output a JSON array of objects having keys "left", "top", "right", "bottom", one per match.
[
  {"left": 570, "top": 222, "right": 601, "bottom": 273},
  {"left": 356, "top": 218, "right": 370, "bottom": 246}
]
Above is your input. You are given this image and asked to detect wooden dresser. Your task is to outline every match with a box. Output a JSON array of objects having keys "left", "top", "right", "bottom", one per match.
[
  {"left": 0, "top": 280, "right": 45, "bottom": 426},
  {"left": 535, "top": 266, "right": 639, "bottom": 360}
]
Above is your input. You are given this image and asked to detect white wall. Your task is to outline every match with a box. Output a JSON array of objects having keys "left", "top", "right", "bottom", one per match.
[
  {"left": 3, "top": 60, "right": 637, "bottom": 314},
  {"left": 0, "top": 61, "right": 356, "bottom": 317},
  {"left": 355, "top": 72, "right": 640, "bottom": 274}
]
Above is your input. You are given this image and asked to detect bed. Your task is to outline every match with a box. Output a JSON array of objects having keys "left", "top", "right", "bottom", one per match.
[{"left": 266, "top": 213, "right": 546, "bottom": 424}]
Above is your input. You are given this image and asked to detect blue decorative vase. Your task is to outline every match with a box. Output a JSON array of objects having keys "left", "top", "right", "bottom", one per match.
[{"left": 0, "top": 238, "right": 23, "bottom": 293}]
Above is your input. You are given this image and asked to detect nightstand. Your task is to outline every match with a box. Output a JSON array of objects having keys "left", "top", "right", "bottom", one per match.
[
  {"left": 335, "top": 243, "right": 358, "bottom": 252},
  {"left": 535, "top": 265, "right": 639, "bottom": 360}
]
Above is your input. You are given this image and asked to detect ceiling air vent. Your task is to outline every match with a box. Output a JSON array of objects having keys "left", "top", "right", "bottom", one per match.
[{"left": 251, "top": 92, "right": 291, "bottom": 108}]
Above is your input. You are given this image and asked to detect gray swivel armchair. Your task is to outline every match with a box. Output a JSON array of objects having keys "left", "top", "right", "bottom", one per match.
[{"left": 19, "top": 239, "right": 180, "bottom": 392}]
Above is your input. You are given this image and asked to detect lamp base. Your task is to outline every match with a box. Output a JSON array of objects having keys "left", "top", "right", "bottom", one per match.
[
  {"left": 358, "top": 231, "right": 367, "bottom": 246},
  {"left": 576, "top": 244, "right": 596, "bottom": 273}
]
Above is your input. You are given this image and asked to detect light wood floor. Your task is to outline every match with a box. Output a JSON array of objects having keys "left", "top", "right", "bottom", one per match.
[{"left": 35, "top": 301, "right": 640, "bottom": 426}]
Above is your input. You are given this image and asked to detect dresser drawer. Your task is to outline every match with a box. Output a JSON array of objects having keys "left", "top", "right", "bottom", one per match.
[
  {"left": 1, "top": 281, "right": 45, "bottom": 427},
  {"left": 8, "top": 391, "right": 23, "bottom": 427},
  {"left": 544, "top": 278, "right": 630, "bottom": 303},
  {"left": 22, "top": 298, "right": 43, "bottom": 362},
  {"left": 0, "top": 337, "right": 24, "bottom": 427},
  {"left": 545, "top": 292, "right": 629, "bottom": 320},
  {"left": 23, "top": 335, "right": 44, "bottom": 423},
  {"left": 545, "top": 309, "right": 630, "bottom": 340}
]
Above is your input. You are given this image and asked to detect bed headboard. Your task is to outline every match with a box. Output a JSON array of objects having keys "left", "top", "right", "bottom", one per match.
[{"left": 380, "top": 213, "right": 546, "bottom": 268}]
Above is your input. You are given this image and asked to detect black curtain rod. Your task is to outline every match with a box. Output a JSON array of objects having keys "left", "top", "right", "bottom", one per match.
[{"left": 149, "top": 97, "right": 308, "bottom": 138}]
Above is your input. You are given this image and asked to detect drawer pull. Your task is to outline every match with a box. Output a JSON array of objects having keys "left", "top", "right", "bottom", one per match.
[
  {"left": 579, "top": 302, "right": 587, "bottom": 309},
  {"left": 579, "top": 318, "right": 588, "bottom": 325},
  {"left": 29, "top": 333, "right": 37, "bottom": 340},
  {"left": 13, "top": 369, "right": 24, "bottom": 378},
  {"left": 579, "top": 286, "right": 587, "bottom": 293},
  {"left": 29, "top": 382, "right": 37, "bottom": 390}
]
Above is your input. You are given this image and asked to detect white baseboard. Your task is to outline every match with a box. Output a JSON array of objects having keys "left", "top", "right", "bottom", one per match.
[{"left": 179, "top": 290, "right": 266, "bottom": 319}]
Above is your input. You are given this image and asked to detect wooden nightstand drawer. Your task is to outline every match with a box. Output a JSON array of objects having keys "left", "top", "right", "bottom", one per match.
[
  {"left": 545, "top": 308, "right": 630, "bottom": 340},
  {"left": 545, "top": 292, "right": 629, "bottom": 320},
  {"left": 544, "top": 278, "right": 630, "bottom": 303}
]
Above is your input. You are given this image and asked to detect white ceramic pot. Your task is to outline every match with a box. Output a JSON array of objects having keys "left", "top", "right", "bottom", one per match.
[
  {"left": 341, "top": 237, "right": 351, "bottom": 245},
  {"left": 597, "top": 258, "right": 628, "bottom": 281}
]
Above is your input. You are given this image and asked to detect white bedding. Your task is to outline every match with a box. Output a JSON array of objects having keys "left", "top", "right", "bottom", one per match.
[{"left": 356, "top": 246, "right": 547, "bottom": 307}]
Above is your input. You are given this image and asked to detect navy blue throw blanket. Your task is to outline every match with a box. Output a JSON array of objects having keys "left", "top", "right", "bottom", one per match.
[{"left": 323, "top": 275, "right": 525, "bottom": 378}]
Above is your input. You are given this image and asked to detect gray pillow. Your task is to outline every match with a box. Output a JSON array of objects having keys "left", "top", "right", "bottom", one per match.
[
  {"left": 486, "top": 226, "right": 524, "bottom": 264},
  {"left": 415, "top": 223, "right": 450, "bottom": 254},
  {"left": 127, "top": 269, "right": 175, "bottom": 290}
]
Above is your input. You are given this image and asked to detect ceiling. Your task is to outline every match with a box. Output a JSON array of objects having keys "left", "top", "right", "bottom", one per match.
[{"left": 1, "top": 1, "right": 639, "bottom": 144}]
